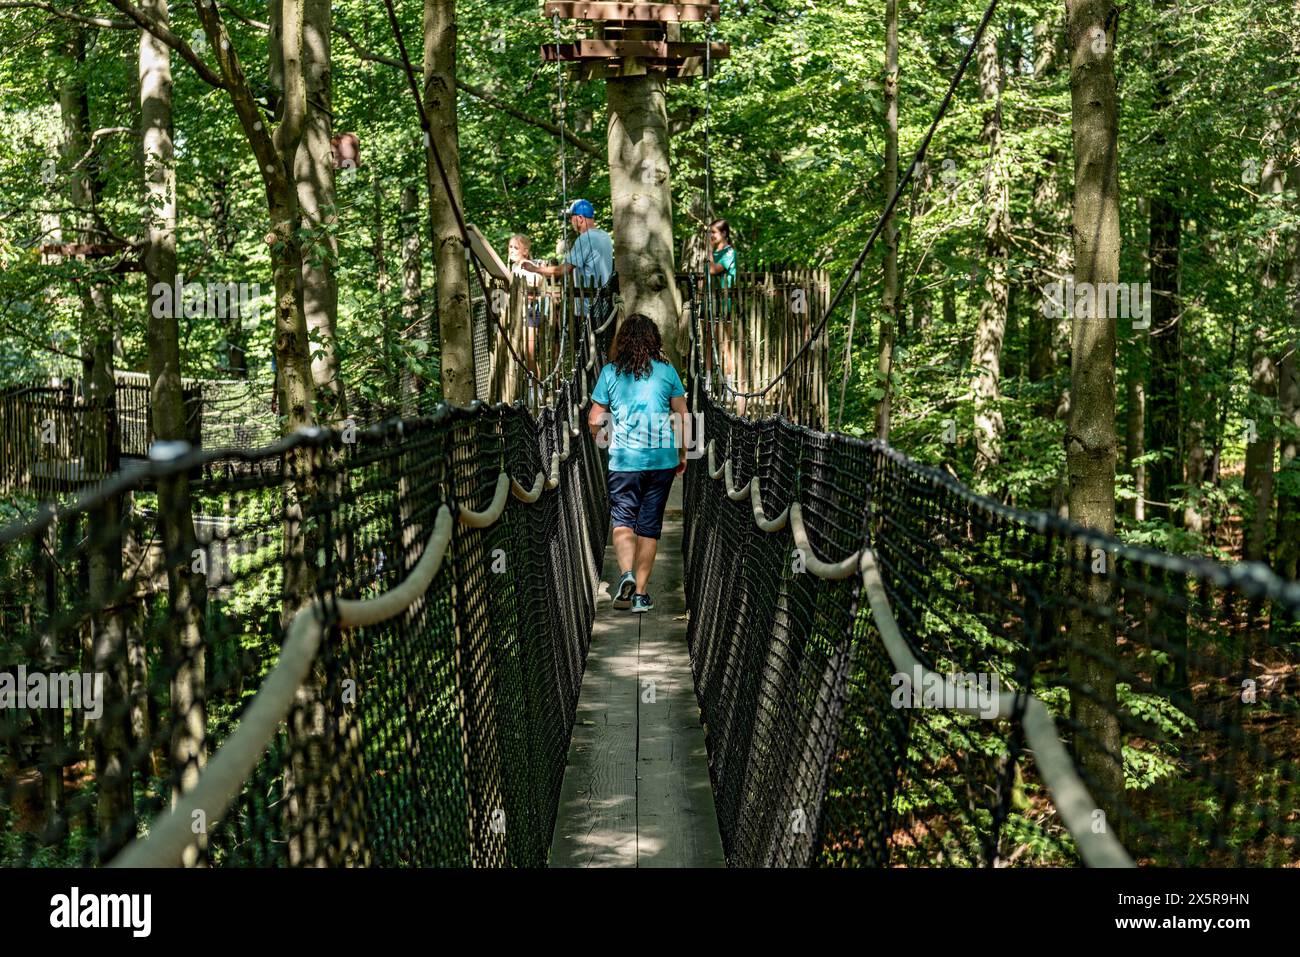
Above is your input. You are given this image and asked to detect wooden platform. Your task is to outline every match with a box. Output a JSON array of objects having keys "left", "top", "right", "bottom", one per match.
[{"left": 549, "top": 482, "right": 724, "bottom": 867}]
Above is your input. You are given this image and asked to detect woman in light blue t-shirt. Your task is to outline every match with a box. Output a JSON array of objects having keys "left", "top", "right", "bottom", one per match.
[{"left": 588, "top": 314, "right": 688, "bottom": 614}]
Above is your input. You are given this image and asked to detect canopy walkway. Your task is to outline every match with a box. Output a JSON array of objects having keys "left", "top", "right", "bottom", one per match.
[
  {"left": 1, "top": 268, "right": 1298, "bottom": 869},
  {"left": 3, "top": 0, "right": 1299, "bottom": 869},
  {"left": 550, "top": 481, "right": 724, "bottom": 867}
]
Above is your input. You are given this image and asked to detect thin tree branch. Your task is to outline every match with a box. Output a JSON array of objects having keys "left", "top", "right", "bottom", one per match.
[
  {"left": 459, "top": 79, "right": 600, "bottom": 158},
  {"left": 334, "top": 22, "right": 402, "bottom": 68},
  {"left": 334, "top": 22, "right": 601, "bottom": 157},
  {"left": 104, "top": 0, "right": 227, "bottom": 89},
  {"left": 69, "top": 126, "right": 135, "bottom": 171},
  {"left": 0, "top": 1, "right": 132, "bottom": 29},
  {"left": 0, "top": 302, "right": 83, "bottom": 361},
  {"left": 217, "top": 0, "right": 268, "bottom": 31}
]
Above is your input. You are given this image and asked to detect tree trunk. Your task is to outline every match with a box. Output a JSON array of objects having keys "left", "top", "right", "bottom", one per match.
[
  {"left": 1244, "top": 117, "right": 1287, "bottom": 562},
  {"left": 210, "top": 166, "right": 247, "bottom": 375},
  {"left": 1182, "top": 401, "right": 1209, "bottom": 535},
  {"left": 1277, "top": 152, "right": 1300, "bottom": 578},
  {"left": 1032, "top": 12, "right": 1061, "bottom": 76},
  {"left": 875, "top": 0, "right": 899, "bottom": 441},
  {"left": 607, "top": 74, "right": 684, "bottom": 367},
  {"left": 1030, "top": 148, "right": 1070, "bottom": 391},
  {"left": 907, "top": 161, "right": 934, "bottom": 335},
  {"left": 423, "top": 0, "right": 474, "bottom": 405},
  {"left": 373, "top": 163, "right": 394, "bottom": 397},
  {"left": 401, "top": 183, "right": 424, "bottom": 413},
  {"left": 1064, "top": 0, "right": 1123, "bottom": 830},
  {"left": 971, "top": 29, "right": 1008, "bottom": 477},
  {"left": 188, "top": 1, "right": 315, "bottom": 431},
  {"left": 1028, "top": 17, "right": 1066, "bottom": 392},
  {"left": 1124, "top": 349, "right": 1145, "bottom": 521},
  {"left": 1145, "top": 191, "right": 1181, "bottom": 526},
  {"left": 1278, "top": 323, "right": 1299, "bottom": 580},
  {"left": 295, "top": 0, "right": 345, "bottom": 424},
  {"left": 140, "top": 0, "right": 208, "bottom": 844},
  {"left": 62, "top": 28, "right": 135, "bottom": 859}
]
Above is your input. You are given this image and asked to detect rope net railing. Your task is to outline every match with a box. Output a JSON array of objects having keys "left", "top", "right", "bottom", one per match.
[
  {"left": 683, "top": 391, "right": 1300, "bottom": 867},
  {"left": 0, "top": 339, "right": 608, "bottom": 865}
]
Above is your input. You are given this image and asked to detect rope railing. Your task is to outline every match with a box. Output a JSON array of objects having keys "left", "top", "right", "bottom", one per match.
[
  {"left": 684, "top": 392, "right": 1300, "bottom": 867},
  {"left": 113, "top": 412, "right": 582, "bottom": 868},
  {"left": 703, "top": 434, "right": 1131, "bottom": 865},
  {"left": 1, "top": 298, "right": 610, "bottom": 867}
]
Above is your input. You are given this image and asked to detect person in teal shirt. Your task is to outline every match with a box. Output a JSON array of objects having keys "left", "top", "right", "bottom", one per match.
[
  {"left": 709, "top": 218, "right": 737, "bottom": 291},
  {"left": 705, "top": 218, "right": 738, "bottom": 391},
  {"left": 588, "top": 313, "right": 688, "bottom": 614}
]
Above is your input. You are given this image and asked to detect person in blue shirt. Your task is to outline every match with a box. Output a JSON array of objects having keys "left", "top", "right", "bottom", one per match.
[
  {"left": 708, "top": 218, "right": 737, "bottom": 291},
  {"left": 522, "top": 198, "right": 614, "bottom": 298},
  {"left": 704, "top": 218, "right": 738, "bottom": 393},
  {"left": 588, "top": 313, "right": 688, "bottom": 613}
]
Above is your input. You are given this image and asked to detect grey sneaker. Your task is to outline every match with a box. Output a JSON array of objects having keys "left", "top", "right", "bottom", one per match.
[
  {"left": 631, "top": 593, "right": 654, "bottom": 614},
  {"left": 613, "top": 571, "right": 636, "bottom": 609}
]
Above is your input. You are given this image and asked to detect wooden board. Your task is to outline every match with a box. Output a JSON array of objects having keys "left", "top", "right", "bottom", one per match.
[
  {"left": 545, "top": 1, "right": 721, "bottom": 22},
  {"left": 466, "top": 224, "right": 511, "bottom": 282},
  {"left": 549, "top": 482, "right": 725, "bottom": 867},
  {"left": 543, "top": 40, "right": 729, "bottom": 61},
  {"left": 573, "top": 59, "right": 709, "bottom": 81}
]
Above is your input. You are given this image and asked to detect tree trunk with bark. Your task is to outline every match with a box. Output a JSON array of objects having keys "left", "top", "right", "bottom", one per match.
[
  {"left": 139, "top": 0, "right": 208, "bottom": 846},
  {"left": 1278, "top": 316, "right": 1300, "bottom": 580},
  {"left": 293, "top": 0, "right": 345, "bottom": 424},
  {"left": 607, "top": 73, "right": 684, "bottom": 367},
  {"left": 1125, "top": 350, "right": 1146, "bottom": 521},
  {"left": 1244, "top": 113, "right": 1287, "bottom": 562},
  {"left": 971, "top": 29, "right": 1009, "bottom": 477},
  {"left": 1277, "top": 153, "right": 1300, "bottom": 579},
  {"left": 1145, "top": 194, "right": 1181, "bottom": 526},
  {"left": 423, "top": 0, "right": 474, "bottom": 405},
  {"left": 1064, "top": 0, "right": 1123, "bottom": 831},
  {"left": 400, "top": 183, "right": 424, "bottom": 413},
  {"left": 875, "top": 0, "right": 899, "bottom": 441},
  {"left": 210, "top": 166, "right": 247, "bottom": 375},
  {"left": 61, "top": 27, "right": 134, "bottom": 858}
]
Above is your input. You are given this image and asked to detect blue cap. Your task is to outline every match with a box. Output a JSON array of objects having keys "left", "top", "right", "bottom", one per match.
[{"left": 567, "top": 198, "right": 595, "bottom": 219}]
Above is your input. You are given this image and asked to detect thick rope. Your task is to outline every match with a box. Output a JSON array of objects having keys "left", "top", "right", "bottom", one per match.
[
  {"left": 858, "top": 549, "right": 1134, "bottom": 868},
  {"left": 701, "top": 434, "right": 1135, "bottom": 866},
  {"left": 111, "top": 411, "right": 583, "bottom": 867}
]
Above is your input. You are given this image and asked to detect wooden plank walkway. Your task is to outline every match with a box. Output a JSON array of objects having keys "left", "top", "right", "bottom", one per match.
[{"left": 549, "top": 483, "right": 725, "bottom": 867}]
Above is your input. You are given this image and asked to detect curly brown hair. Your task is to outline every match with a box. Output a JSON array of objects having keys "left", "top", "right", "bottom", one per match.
[{"left": 610, "top": 313, "right": 666, "bottom": 380}]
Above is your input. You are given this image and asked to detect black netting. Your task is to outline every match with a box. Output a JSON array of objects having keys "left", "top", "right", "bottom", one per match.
[
  {"left": 1, "top": 363, "right": 607, "bottom": 866},
  {"left": 684, "top": 391, "right": 1300, "bottom": 867}
]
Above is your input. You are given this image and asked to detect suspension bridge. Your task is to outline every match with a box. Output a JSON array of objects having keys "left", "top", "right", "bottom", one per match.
[
  {"left": 1, "top": 268, "right": 1297, "bottom": 869},
  {"left": 2, "top": 0, "right": 1299, "bottom": 871}
]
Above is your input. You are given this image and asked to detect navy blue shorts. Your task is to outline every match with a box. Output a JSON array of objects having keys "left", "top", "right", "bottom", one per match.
[{"left": 608, "top": 468, "right": 676, "bottom": 539}]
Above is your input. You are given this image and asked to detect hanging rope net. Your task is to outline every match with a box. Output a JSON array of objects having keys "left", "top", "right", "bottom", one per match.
[
  {"left": 682, "top": 385, "right": 1300, "bottom": 867},
  {"left": 0, "top": 341, "right": 609, "bottom": 866}
]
